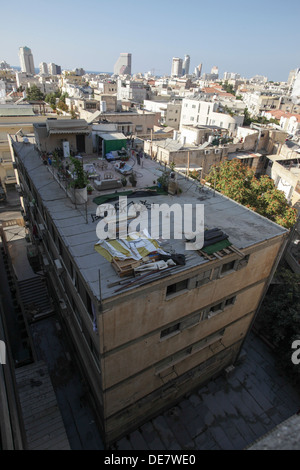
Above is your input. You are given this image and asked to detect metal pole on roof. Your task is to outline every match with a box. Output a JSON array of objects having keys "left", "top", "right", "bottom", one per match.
[{"left": 98, "top": 269, "right": 102, "bottom": 303}]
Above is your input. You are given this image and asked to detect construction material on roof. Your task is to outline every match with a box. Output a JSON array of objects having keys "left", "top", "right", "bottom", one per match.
[{"left": 94, "top": 230, "right": 166, "bottom": 263}]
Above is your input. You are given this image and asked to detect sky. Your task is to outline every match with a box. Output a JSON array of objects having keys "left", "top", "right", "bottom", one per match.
[{"left": 1, "top": 0, "right": 300, "bottom": 82}]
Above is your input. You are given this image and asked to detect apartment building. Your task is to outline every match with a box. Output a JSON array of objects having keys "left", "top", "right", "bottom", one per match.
[
  {"left": 180, "top": 97, "right": 244, "bottom": 135},
  {"left": 143, "top": 99, "right": 182, "bottom": 129},
  {"left": 242, "top": 92, "right": 281, "bottom": 117},
  {"left": 9, "top": 134, "right": 288, "bottom": 446},
  {"left": 116, "top": 78, "right": 150, "bottom": 104},
  {"left": 88, "top": 109, "right": 159, "bottom": 137}
]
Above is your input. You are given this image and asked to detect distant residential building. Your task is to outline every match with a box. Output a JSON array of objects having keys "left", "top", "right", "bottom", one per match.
[
  {"left": 48, "top": 63, "right": 61, "bottom": 75},
  {"left": 242, "top": 91, "right": 280, "bottom": 117},
  {"left": 116, "top": 78, "right": 150, "bottom": 104},
  {"left": 250, "top": 75, "right": 268, "bottom": 84},
  {"left": 194, "top": 63, "right": 202, "bottom": 78},
  {"left": 182, "top": 55, "right": 190, "bottom": 76},
  {"left": 39, "top": 62, "right": 48, "bottom": 75},
  {"left": 0, "top": 61, "right": 11, "bottom": 70},
  {"left": 73, "top": 68, "right": 85, "bottom": 76},
  {"left": 223, "top": 72, "right": 241, "bottom": 81},
  {"left": 171, "top": 57, "right": 183, "bottom": 77},
  {"left": 19, "top": 47, "right": 35, "bottom": 75},
  {"left": 211, "top": 66, "right": 219, "bottom": 77},
  {"left": 113, "top": 53, "right": 132, "bottom": 76}
]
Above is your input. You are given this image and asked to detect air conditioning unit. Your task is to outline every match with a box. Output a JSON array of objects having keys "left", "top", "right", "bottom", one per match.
[
  {"left": 215, "top": 149, "right": 221, "bottom": 154},
  {"left": 54, "top": 258, "right": 63, "bottom": 274},
  {"left": 204, "top": 150, "right": 210, "bottom": 155}
]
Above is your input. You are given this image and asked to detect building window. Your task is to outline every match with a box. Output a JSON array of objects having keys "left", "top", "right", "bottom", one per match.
[
  {"left": 206, "top": 295, "right": 236, "bottom": 319},
  {"left": 166, "top": 279, "right": 189, "bottom": 297},
  {"left": 220, "top": 260, "right": 236, "bottom": 275},
  {"left": 160, "top": 323, "right": 180, "bottom": 339}
]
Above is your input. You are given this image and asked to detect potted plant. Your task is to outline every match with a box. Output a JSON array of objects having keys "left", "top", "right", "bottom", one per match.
[
  {"left": 87, "top": 184, "right": 94, "bottom": 195},
  {"left": 121, "top": 175, "right": 127, "bottom": 187},
  {"left": 129, "top": 172, "right": 137, "bottom": 187},
  {"left": 157, "top": 172, "right": 169, "bottom": 191},
  {"left": 68, "top": 156, "right": 89, "bottom": 204}
]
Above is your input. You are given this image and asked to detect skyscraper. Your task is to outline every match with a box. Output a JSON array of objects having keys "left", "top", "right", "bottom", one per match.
[
  {"left": 113, "top": 53, "right": 132, "bottom": 76},
  {"left": 19, "top": 47, "right": 35, "bottom": 75},
  {"left": 182, "top": 54, "right": 190, "bottom": 75},
  {"left": 39, "top": 62, "right": 48, "bottom": 75},
  {"left": 171, "top": 57, "right": 183, "bottom": 77}
]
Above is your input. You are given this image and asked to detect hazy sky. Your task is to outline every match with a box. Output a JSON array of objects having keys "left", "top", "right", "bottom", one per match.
[{"left": 1, "top": 0, "right": 299, "bottom": 81}]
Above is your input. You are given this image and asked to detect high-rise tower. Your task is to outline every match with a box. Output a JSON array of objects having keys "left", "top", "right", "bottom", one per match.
[
  {"left": 182, "top": 54, "right": 190, "bottom": 75},
  {"left": 171, "top": 57, "right": 183, "bottom": 77},
  {"left": 19, "top": 47, "right": 35, "bottom": 75},
  {"left": 113, "top": 53, "right": 132, "bottom": 76}
]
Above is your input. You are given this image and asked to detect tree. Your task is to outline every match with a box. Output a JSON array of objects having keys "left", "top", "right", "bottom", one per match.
[
  {"left": 45, "top": 93, "right": 57, "bottom": 108},
  {"left": 222, "top": 80, "right": 236, "bottom": 96},
  {"left": 256, "top": 268, "right": 300, "bottom": 386},
  {"left": 26, "top": 84, "right": 45, "bottom": 101},
  {"left": 206, "top": 159, "right": 297, "bottom": 229},
  {"left": 57, "top": 100, "right": 69, "bottom": 112}
]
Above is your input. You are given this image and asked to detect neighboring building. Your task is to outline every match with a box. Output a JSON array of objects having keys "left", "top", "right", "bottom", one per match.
[
  {"left": 19, "top": 47, "right": 35, "bottom": 75},
  {"left": 10, "top": 134, "right": 288, "bottom": 447},
  {"left": 171, "top": 57, "right": 183, "bottom": 77},
  {"left": 180, "top": 97, "right": 244, "bottom": 135},
  {"left": 39, "top": 62, "right": 48, "bottom": 75},
  {"left": 182, "top": 55, "right": 190, "bottom": 76},
  {"left": 116, "top": 78, "right": 150, "bottom": 104},
  {"left": 33, "top": 118, "right": 93, "bottom": 155},
  {"left": 143, "top": 99, "right": 182, "bottom": 129},
  {"left": 0, "top": 131, "right": 17, "bottom": 189},
  {"left": 266, "top": 141, "right": 300, "bottom": 208},
  {"left": 88, "top": 109, "right": 159, "bottom": 137},
  {"left": 113, "top": 53, "right": 132, "bottom": 76},
  {"left": 242, "top": 92, "right": 281, "bottom": 117},
  {"left": 143, "top": 133, "right": 227, "bottom": 177}
]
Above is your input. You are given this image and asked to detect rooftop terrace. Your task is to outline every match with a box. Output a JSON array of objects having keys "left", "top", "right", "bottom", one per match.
[{"left": 12, "top": 140, "right": 287, "bottom": 301}]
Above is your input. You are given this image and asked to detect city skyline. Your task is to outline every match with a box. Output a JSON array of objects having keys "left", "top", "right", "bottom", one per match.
[{"left": 0, "top": 0, "right": 299, "bottom": 81}]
